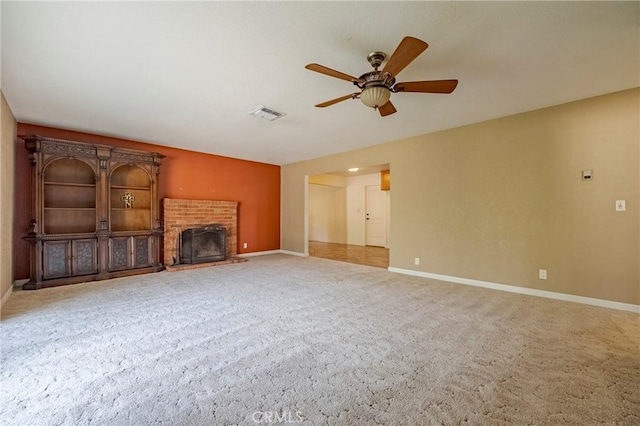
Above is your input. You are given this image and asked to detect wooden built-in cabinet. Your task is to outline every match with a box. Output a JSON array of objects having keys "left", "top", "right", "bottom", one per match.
[{"left": 22, "top": 135, "right": 164, "bottom": 289}]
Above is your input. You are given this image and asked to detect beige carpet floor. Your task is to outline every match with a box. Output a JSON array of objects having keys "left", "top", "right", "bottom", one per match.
[{"left": 1, "top": 254, "right": 638, "bottom": 425}]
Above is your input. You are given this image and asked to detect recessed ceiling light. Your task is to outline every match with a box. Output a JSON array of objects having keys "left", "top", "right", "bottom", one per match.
[{"left": 348, "top": 168, "right": 359, "bottom": 172}]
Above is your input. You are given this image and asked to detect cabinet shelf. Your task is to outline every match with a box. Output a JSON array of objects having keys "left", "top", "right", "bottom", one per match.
[
  {"left": 44, "top": 207, "right": 96, "bottom": 211},
  {"left": 44, "top": 181, "right": 96, "bottom": 209},
  {"left": 45, "top": 182, "right": 96, "bottom": 188},
  {"left": 110, "top": 185, "right": 151, "bottom": 191}
]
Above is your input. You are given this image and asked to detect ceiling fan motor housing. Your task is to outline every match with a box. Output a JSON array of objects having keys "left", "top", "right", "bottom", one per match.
[
  {"left": 357, "top": 71, "right": 395, "bottom": 89},
  {"left": 356, "top": 71, "right": 395, "bottom": 108}
]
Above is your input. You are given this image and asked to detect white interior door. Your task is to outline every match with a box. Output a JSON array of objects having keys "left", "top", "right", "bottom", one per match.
[{"left": 366, "top": 185, "right": 387, "bottom": 247}]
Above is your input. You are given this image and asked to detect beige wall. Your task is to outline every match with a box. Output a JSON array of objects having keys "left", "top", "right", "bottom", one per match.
[
  {"left": 308, "top": 174, "right": 347, "bottom": 243},
  {"left": 282, "top": 88, "right": 640, "bottom": 305},
  {"left": 1, "top": 92, "right": 17, "bottom": 306},
  {"left": 309, "top": 173, "right": 346, "bottom": 187},
  {"left": 308, "top": 184, "right": 347, "bottom": 243}
]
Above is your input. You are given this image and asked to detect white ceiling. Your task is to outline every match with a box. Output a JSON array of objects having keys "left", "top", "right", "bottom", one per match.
[{"left": 2, "top": 2, "right": 638, "bottom": 166}]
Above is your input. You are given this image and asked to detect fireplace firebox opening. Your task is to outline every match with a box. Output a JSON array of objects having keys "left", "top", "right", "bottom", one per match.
[{"left": 179, "top": 224, "right": 228, "bottom": 264}]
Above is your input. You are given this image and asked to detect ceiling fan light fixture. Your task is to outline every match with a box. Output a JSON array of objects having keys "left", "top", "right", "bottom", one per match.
[{"left": 360, "top": 86, "right": 390, "bottom": 109}]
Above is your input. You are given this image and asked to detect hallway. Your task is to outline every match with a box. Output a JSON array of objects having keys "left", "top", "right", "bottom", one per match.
[{"left": 308, "top": 241, "right": 389, "bottom": 269}]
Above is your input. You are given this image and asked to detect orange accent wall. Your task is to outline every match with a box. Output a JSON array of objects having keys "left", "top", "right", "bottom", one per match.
[{"left": 14, "top": 124, "right": 281, "bottom": 280}]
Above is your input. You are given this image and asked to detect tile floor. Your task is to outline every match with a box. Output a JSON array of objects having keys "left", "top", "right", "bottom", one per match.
[{"left": 308, "top": 241, "right": 389, "bottom": 269}]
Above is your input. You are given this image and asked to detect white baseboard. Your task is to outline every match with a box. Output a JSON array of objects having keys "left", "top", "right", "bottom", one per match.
[
  {"left": 237, "top": 250, "right": 307, "bottom": 258},
  {"left": 2, "top": 279, "right": 30, "bottom": 307},
  {"left": 388, "top": 267, "right": 640, "bottom": 313},
  {"left": 278, "top": 250, "right": 307, "bottom": 257},
  {"left": 237, "top": 250, "right": 282, "bottom": 258},
  {"left": 1, "top": 286, "right": 13, "bottom": 308},
  {"left": 14, "top": 279, "right": 29, "bottom": 288}
]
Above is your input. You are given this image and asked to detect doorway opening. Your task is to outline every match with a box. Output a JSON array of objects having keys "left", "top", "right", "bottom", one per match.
[{"left": 306, "top": 164, "right": 390, "bottom": 268}]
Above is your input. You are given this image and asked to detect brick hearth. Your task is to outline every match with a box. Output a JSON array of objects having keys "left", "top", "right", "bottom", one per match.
[{"left": 163, "top": 199, "right": 238, "bottom": 266}]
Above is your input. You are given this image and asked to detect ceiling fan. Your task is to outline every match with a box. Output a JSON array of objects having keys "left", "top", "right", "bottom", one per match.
[{"left": 305, "top": 36, "right": 458, "bottom": 117}]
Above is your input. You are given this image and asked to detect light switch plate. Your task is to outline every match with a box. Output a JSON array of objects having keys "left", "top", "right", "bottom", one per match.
[{"left": 615, "top": 200, "right": 626, "bottom": 211}]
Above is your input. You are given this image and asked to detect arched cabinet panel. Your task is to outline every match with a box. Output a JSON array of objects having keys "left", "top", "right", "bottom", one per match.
[
  {"left": 43, "top": 158, "right": 97, "bottom": 234},
  {"left": 109, "top": 165, "right": 152, "bottom": 232},
  {"left": 22, "top": 135, "right": 164, "bottom": 289}
]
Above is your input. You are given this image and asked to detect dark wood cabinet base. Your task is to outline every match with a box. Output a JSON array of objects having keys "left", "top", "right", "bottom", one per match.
[{"left": 23, "top": 265, "right": 165, "bottom": 290}]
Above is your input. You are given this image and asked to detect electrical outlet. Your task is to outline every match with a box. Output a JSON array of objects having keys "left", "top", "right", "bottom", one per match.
[
  {"left": 539, "top": 269, "right": 547, "bottom": 280},
  {"left": 414, "top": 257, "right": 420, "bottom": 266},
  {"left": 615, "top": 200, "right": 626, "bottom": 211},
  {"left": 243, "top": 242, "right": 248, "bottom": 249}
]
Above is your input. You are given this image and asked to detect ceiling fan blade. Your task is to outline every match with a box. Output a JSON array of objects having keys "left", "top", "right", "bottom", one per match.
[
  {"left": 394, "top": 80, "right": 459, "bottom": 94},
  {"left": 378, "top": 101, "right": 397, "bottom": 117},
  {"left": 381, "top": 36, "right": 428, "bottom": 78},
  {"left": 305, "top": 63, "right": 361, "bottom": 83},
  {"left": 315, "top": 93, "right": 359, "bottom": 108}
]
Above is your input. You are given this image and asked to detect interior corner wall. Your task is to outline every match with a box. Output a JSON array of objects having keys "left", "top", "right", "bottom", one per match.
[
  {"left": 14, "top": 124, "right": 281, "bottom": 281},
  {"left": 308, "top": 183, "right": 347, "bottom": 244},
  {"left": 1, "top": 92, "right": 17, "bottom": 304},
  {"left": 282, "top": 88, "right": 640, "bottom": 305}
]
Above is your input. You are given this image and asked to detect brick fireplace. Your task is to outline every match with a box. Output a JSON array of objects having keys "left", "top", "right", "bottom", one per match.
[{"left": 163, "top": 199, "right": 238, "bottom": 267}]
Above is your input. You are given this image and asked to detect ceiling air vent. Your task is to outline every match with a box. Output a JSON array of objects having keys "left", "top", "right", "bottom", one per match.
[{"left": 249, "top": 106, "right": 285, "bottom": 121}]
